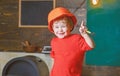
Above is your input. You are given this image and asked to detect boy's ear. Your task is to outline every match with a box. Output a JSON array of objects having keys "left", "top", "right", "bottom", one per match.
[
  {"left": 70, "top": 25, "right": 74, "bottom": 31},
  {"left": 70, "top": 27, "right": 73, "bottom": 30}
]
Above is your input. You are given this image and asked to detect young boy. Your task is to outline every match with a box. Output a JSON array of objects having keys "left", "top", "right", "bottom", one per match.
[{"left": 48, "top": 7, "right": 95, "bottom": 76}]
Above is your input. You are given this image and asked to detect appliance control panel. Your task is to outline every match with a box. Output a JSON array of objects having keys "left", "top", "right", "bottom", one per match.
[{"left": 41, "top": 46, "right": 51, "bottom": 54}]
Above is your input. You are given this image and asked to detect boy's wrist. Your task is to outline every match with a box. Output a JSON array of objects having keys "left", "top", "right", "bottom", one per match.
[{"left": 81, "top": 33, "right": 89, "bottom": 38}]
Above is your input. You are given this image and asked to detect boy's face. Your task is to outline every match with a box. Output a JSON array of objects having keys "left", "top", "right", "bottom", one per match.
[{"left": 52, "top": 19, "right": 72, "bottom": 39}]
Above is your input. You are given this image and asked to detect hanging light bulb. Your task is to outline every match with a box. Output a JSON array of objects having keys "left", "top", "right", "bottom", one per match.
[{"left": 92, "top": 0, "right": 99, "bottom": 5}]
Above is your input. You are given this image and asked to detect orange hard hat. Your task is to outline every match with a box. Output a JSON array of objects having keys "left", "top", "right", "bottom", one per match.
[{"left": 48, "top": 7, "right": 77, "bottom": 32}]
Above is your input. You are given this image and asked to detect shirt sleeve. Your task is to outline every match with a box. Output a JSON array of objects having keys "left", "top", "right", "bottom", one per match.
[
  {"left": 50, "top": 38, "right": 55, "bottom": 58},
  {"left": 50, "top": 50, "right": 55, "bottom": 58},
  {"left": 78, "top": 35, "right": 92, "bottom": 51}
]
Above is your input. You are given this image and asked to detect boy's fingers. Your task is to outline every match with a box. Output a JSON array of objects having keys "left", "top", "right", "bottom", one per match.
[{"left": 81, "top": 20, "right": 84, "bottom": 27}]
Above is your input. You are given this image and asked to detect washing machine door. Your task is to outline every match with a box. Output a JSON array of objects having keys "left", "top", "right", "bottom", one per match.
[{"left": 2, "top": 55, "right": 49, "bottom": 76}]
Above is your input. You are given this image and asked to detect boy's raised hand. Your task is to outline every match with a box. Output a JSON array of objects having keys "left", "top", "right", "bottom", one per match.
[{"left": 79, "top": 20, "right": 88, "bottom": 35}]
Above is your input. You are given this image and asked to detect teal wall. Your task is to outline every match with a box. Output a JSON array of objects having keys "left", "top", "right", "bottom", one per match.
[{"left": 86, "top": 0, "right": 120, "bottom": 66}]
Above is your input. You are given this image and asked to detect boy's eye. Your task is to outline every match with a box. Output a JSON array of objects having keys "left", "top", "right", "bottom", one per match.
[
  {"left": 61, "top": 25, "right": 66, "bottom": 28},
  {"left": 55, "top": 26, "right": 59, "bottom": 28}
]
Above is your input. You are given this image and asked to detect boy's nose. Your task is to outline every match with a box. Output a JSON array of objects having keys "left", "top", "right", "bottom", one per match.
[{"left": 58, "top": 27, "right": 63, "bottom": 32}]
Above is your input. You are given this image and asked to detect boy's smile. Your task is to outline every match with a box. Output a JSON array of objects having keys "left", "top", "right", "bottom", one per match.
[{"left": 53, "top": 20, "right": 71, "bottom": 39}]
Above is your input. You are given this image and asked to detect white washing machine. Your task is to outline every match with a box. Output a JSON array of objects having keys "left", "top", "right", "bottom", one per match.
[{"left": 0, "top": 52, "right": 53, "bottom": 76}]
